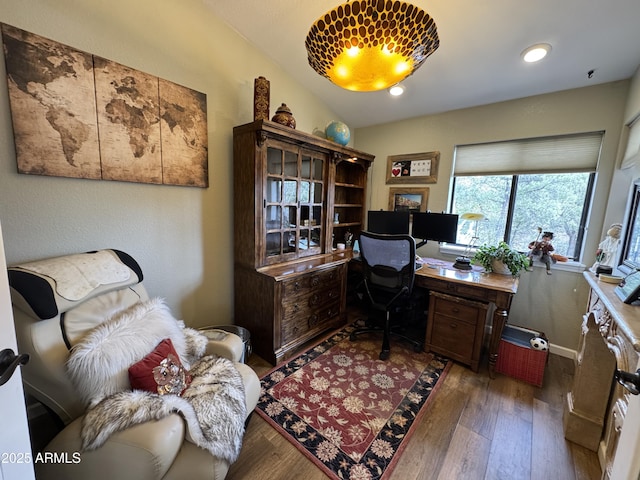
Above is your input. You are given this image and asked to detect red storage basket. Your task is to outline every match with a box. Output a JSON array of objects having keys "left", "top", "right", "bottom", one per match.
[{"left": 495, "top": 325, "right": 548, "bottom": 387}]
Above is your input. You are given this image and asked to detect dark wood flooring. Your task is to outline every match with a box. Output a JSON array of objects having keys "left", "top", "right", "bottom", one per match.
[
  {"left": 25, "top": 320, "right": 602, "bottom": 480},
  {"left": 228, "top": 335, "right": 601, "bottom": 480}
]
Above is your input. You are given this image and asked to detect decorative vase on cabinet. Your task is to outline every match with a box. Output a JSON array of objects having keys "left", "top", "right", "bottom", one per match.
[{"left": 233, "top": 119, "right": 374, "bottom": 364}]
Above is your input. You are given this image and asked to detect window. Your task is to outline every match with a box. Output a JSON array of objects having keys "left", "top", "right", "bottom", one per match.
[{"left": 451, "top": 132, "right": 603, "bottom": 260}]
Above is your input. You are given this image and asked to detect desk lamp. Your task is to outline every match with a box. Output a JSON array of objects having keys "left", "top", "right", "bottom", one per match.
[{"left": 453, "top": 212, "right": 485, "bottom": 270}]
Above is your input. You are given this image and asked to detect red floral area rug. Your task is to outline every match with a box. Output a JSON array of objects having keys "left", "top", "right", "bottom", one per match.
[{"left": 256, "top": 323, "right": 451, "bottom": 480}]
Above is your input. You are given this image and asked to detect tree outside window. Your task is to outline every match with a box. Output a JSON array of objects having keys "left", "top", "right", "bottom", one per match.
[{"left": 452, "top": 172, "right": 594, "bottom": 259}]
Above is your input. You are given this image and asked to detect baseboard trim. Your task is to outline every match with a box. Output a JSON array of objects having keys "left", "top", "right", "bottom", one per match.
[{"left": 550, "top": 343, "right": 576, "bottom": 360}]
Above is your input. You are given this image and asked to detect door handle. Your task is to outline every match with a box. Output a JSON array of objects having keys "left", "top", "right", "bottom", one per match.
[
  {"left": 615, "top": 368, "right": 640, "bottom": 395},
  {"left": 0, "top": 348, "right": 29, "bottom": 387}
]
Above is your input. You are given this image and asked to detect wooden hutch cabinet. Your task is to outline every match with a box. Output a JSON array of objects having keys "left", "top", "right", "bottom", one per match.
[{"left": 233, "top": 120, "right": 374, "bottom": 365}]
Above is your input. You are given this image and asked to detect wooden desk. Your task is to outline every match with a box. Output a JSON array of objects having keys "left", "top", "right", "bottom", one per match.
[
  {"left": 348, "top": 252, "right": 519, "bottom": 375},
  {"left": 414, "top": 259, "right": 519, "bottom": 376}
]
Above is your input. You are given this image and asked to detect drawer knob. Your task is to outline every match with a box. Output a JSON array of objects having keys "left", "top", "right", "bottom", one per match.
[
  {"left": 309, "top": 314, "right": 319, "bottom": 327},
  {"left": 452, "top": 308, "right": 460, "bottom": 313},
  {"left": 292, "top": 304, "right": 300, "bottom": 313},
  {"left": 311, "top": 276, "right": 320, "bottom": 287},
  {"left": 328, "top": 289, "right": 337, "bottom": 298},
  {"left": 309, "top": 294, "right": 319, "bottom": 306},
  {"left": 450, "top": 322, "right": 458, "bottom": 329},
  {"left": 294, "top": 281, "right": 301, "bottom": 291}
]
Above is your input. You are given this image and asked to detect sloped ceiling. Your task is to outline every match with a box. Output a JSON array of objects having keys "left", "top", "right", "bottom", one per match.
[{"left": 206, "top": 0, "right": 640, "bottom": 128}]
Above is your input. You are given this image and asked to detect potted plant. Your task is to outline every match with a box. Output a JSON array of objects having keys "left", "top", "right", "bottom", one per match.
[{"left": 472, "top": 241, "right": 529, "bottom": 276}]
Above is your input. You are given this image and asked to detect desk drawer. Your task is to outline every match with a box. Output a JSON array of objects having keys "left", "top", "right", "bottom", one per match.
[
  {"left": 430, "top": 315, "right": 476, "bottom": 359},
  {"left": 425, "top": 291, "right": 489, "bottom": 372},
  {"left": 431, "top": 296, "right": 479, "bottom": 324}
]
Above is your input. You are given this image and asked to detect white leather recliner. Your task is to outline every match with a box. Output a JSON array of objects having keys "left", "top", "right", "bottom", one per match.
[{"left": 8, "top": 249, "right": 260, "bottom": 480}]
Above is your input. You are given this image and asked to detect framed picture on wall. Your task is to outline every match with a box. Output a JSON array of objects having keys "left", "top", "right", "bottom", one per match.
[
  {"left": 388, "top": 187, "right": 429, "bottom": 213},
  {"left": 386, "top": 151, "right": 439, "bottom": 184}
]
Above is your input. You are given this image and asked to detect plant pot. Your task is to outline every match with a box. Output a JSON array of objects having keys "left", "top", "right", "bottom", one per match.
[{"left": 491, "top": 259, "right": 512, "bottom": 275}]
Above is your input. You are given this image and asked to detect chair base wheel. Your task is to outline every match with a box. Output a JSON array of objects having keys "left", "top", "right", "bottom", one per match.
[
  {"left": 350, "top": 333, "right": 357, "bottom": 342},
  {"left": 379, "top": 350, "right": 390, "bottom": 360}
]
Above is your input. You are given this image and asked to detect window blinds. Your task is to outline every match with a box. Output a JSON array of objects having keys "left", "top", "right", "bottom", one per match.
[
  {"left": 454, "top": 131, "right": 604, "bottom": 176},
  {"left": 621, "top": 117, "right": 640, "bottom": 169}
]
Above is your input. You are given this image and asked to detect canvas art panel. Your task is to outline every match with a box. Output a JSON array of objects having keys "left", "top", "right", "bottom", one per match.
[{"left": 1, "top": 23, "right": 208, "bottom": 187}]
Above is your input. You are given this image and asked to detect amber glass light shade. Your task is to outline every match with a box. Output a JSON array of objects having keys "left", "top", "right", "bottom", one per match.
[{"left": 305, "top": 0, "right": 439, "bottom": 92}]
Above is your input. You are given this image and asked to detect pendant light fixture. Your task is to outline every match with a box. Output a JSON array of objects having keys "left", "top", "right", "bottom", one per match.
[{"left": 305, "top": 0, "right": 439, "bottom": 92}]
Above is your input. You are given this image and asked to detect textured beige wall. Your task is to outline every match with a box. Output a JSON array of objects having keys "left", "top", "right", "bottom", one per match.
[
  {"left": 0, "top": 0, "right": 343, "bottom": 326},
  {"left": 1, "top": 0, "right": 637, "bottom": 352},
  {"left": 354, "top": 82, "right": 630, "bottom": 351},
  {"left": 606, "top": 66, "right": 640, "bottom": 244}
]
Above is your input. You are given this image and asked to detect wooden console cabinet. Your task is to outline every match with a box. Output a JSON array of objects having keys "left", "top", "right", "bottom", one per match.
[
  {"left": 425, "top": 291, "right": 489, "bottom": 372},
  {"left": 233, "top": 120, "right": 374, "bottom": 364},
  {"left": 563, "top": 272, "right": 640, "bottom": 479}
]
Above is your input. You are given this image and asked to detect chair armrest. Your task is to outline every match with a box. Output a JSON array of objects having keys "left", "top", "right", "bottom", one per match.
[
  {"left": 236, "top": 362, "right": 260, "bottom": 415},
  {"left": 37, "top": 414, "right": 185, "bottom": 480},
  {"left": 202, "top": 330, "right": 244, "bottom": 362}
]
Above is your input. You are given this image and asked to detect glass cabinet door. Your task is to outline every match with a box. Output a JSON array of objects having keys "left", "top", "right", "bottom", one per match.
[{"left": 264, "top": 141, "right": 326, "bottom": 263}]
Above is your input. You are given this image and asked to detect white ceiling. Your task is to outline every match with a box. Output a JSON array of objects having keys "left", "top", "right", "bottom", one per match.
[{"left": 205, "top": 0, "right": 640, "bottom": 128}]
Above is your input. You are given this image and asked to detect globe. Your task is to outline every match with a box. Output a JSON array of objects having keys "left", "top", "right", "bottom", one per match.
[{"left": 325, "top": 121, "right": 350, "bottom": 146}]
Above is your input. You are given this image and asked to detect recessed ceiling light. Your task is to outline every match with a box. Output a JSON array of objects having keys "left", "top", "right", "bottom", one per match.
[
  {"left": 389, "top": 84, "right": 405, "bottom": 96},
  {"left": 522, "top": 43, "right": 551, "bottom": 63}
]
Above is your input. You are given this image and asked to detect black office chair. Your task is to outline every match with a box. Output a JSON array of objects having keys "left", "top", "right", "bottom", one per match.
[{"left": 350, "top": 231, "right": 423, "bottom": 360}]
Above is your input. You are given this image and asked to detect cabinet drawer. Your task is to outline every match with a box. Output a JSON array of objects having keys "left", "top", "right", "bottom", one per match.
[
  {"left": 431, "top": 296, "right": 479, "bottom": 324},
  {"left": 281, "top": 301, "right": 340, "bottom": 344},
  {"left": 282, "top": 286, "right": 341, "bottom": 317},
  {"left": 282, "top": 267, "right": 341, "bottom": 296},
  {"left": 430, "top": 315, "right": 476, "bottom": 359}
]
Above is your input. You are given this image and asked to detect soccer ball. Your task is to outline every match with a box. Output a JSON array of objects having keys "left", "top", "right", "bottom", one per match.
[{"left": 530, "top": 337, "right": 549, "bottom": 351}]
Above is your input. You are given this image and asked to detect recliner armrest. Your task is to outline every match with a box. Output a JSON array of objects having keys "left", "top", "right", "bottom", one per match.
[
  {"left": 202, "top": 330, "right": 244, "bottom": 363},
  {"left": 37, "top": 414, "right": 185, "bottom": 480}
]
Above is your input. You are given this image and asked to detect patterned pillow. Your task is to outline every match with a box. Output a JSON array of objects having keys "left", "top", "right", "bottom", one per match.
[{"left": 128, "top": 338, "right": 191, "bottom": 395}]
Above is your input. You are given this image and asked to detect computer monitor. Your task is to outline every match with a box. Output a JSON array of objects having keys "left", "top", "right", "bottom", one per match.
[
  {"left": 367, "top": 210, "right": 410, "bottom": 235},
  {"left": 411, "top": 212, "right": 459, "bottom": 245}
]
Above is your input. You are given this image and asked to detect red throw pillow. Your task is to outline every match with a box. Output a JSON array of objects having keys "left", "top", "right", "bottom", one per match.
[{"left": 128, "top": 338, "right": 189, "bottom": 394}]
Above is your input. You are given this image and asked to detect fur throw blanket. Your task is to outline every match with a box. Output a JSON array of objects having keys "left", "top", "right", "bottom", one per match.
[
  {"left": 81, "top": 355, "right": 247, "bottom": 463},
  {"left": 67, "top": 298, "right": 205, "bottom": 409},
  {"left": 67, "top": 298, "right": 247, "bottom": 463}
]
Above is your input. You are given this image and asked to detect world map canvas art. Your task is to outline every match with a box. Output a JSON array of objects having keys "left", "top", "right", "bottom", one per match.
[{"left": 1, "top": 24, "right": 208, "bottom": 187}]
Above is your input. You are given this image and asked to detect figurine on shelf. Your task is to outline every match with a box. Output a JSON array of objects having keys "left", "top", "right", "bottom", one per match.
[
  {"left": 271, "top": 103, "right": 296, "bottom": 129},
  {"left": 528, "top": 228, "right": 556, "bottom": 275},
  {"left": 253, "top": 76, "right": 270, "bottom": 121},
  {"left": 591, "top": 223, "right": 622, "bottom": 271},
  {"left": 345, "top": 230, "right": 353, "bottom": 247}
]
